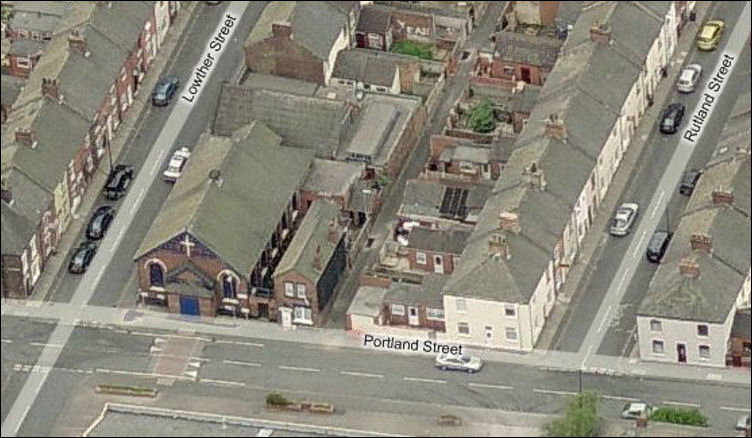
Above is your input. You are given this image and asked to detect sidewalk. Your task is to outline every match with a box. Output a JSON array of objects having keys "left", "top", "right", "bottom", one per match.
[
  {"left": 535, "top": 0, "right": 713, "bottom": 351},
  {"left": 30, "top": 2, "right": 200, "bottom": 302}
]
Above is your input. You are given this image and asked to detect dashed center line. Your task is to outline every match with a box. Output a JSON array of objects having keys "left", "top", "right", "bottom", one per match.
[
  {"left": 224, "top": 359, "right": 261, "bottom": 368},
  {"left": 1, "top": 339, "right": 12, "bottom": 344},
  {"left": 200, "top": 378, "right": 246, "bottom": 387},
  {"left": 468, "top": 382, "right": 513, "bottom": 390},
  {"left": 662, "top": 400, "right": 701, "bottom": 408},
  {"left": 602, "top": 395, "right": 641, "bottom": 402},
  {"left": 29, "top": 342, "right": 64, "bottom": 348},
  {"left": 278, "top": 365, "right": 320, "bottom": 373},
  {"left": 720, "top": 406, "right": 750, "bottom": 413},
  {"left": 403, "top": 377, "right": 446, "bottom": 384},
  {"left": 534, "top": 388, "right": 578, "bottom": 396},
  {"left": 214, "top": 340, "right": 265, "bottom": 348},
  {"left": 340, "top": 371, "right": 384, "bottom": 379}
]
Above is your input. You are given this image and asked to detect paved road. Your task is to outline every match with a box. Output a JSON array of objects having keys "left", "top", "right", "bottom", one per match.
[
  {"left": 552, "top": 0, "right": 751, "bottom": 355},
  {"left": 0, "top": 3, "right": 262, "bottom": 436},
  {"left": 1, "top": 317, "right": 749, "bottom": 436}
]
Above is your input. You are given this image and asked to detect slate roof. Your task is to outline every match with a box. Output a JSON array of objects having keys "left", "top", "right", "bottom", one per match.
[
  {"left": 348, "top": 285, "right": 388, "bottom": 317},
  {"left": 241, "top": 73, "right": 319, "bottom": 97},
  {"left": 214, "top": 83, "right": 349, "bottom": 156},
  {"left": 443, "top": 1, "right": 672, "bottom": 304},
  {"left": 384, "top": 274, "right": 447, "bottom": 307},
  {"left": 400, "top": 179, "right": 492, "bottom": 222},
  {"left": 332, "top": 50, "right": 398, "bottom": 87},
  {"left": 1, "top": 75, "right": 25, "bottom": 108},
  {"left": 408, "top": 226, "right": 471, "bottom": 255},
  {"left": 731, "top": 309, "right": 751, "bottom": 339},
  {"left": 494, "top": 32, "right": 562, "bottom": 69},
  {"left": 9, "top": 39, "right": 46, "bottom": 56},
  {"left": 301, "top": 159, "right": 363, "bottom": 198},
  {"left": 356, "top": 6, "right": 391, "bottom": 34},
  {"left": 135, "top": 122, "right": 315, "bottom": 277},
  {"left": 274, "top": 200, "right": 342, "bottom": 283}
]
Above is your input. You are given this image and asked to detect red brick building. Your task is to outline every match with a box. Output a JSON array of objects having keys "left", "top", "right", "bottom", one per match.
[{"left": 406, "top": 226, "right": 470, "bottom": 275}]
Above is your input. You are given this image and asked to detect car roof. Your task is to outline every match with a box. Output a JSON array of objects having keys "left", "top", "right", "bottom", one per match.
[{"left": 679, "top": 69, "right": 696, "bottom": 80}]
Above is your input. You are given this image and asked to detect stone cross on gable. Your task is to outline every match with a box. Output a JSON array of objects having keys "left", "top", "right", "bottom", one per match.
[{"left": 180, "top": 234, "right": 196, "bottom": 257}]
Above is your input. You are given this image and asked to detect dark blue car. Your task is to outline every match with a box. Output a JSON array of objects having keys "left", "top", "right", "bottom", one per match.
[{"left": 152, "top": 76, "right": 179, "bottom": 106}]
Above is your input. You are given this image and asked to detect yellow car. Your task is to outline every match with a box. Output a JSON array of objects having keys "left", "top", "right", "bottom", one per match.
[{"left": 696, "top": 20, "right": 725, "bottom": 50}]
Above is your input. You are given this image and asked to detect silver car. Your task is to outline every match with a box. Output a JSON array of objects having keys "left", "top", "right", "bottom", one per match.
[
  {"left": 610, "top": 203, "right": 639, "bottom": 236},
  {"left": 677, "top": 63, "right": 702, "bottom": 93},
  {"left": 621, "top": 402, "right": 654, "bottom": 420},
  {"left": 435, "top": 353, "right": 483, "bottom": 373}
]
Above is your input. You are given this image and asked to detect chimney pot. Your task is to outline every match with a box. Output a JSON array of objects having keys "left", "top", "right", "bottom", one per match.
[
  {"left": 590, "top": 22, "right": 611, "bottom": 45},
  {"left": 208, "top": 169, "right": 223, "bottom": 186},
  {"left": 15, "top": 128, "right": 37, "bottom": 148},
  {"left": 544, "top": 114, "right": 566, "bottom": 140},
  {"left": 679, "top": 257, "right": 700, "bottom": 278},
  {"left": 328, "top": 218, "right": 339, "bottom": 244},
  {"left": 690, "top": 233, "right": 712, "bottom": 253},
  {"left": 272, "top": 21, "right": 292, "bottom": 38},
  {"left": 41, "top": 77, "right": 60, "bottom": 100},
  {"left": 313, "top": 244, "right": 323, "bottom": 270},
  {"left": 711, "top": 188, "right": 733, "bottom": 205},
  {"left": 499, "top": 211, "right": 520, "bottom": 234},
  {"left": 488, "top": 233, "right": 510, "bottom": 260}
]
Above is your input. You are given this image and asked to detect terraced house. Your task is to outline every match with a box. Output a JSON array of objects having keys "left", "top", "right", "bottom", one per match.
[
  {"left": 1, "top": 1, "right": 177, "bottom": 298},
  {"left": 441, "top": 1, "right": 678, "bottom": 351}
]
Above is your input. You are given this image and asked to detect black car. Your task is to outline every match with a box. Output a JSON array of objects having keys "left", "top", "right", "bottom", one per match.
[
  {"left": 86, "top": 205, "right": 115, "bottom": 240},
  {"left": 104, "top": 164, "right": 134, "bottom": 200},
  {"left": 679, "top": 170, "right": 702, "bottom": 195},
  {"left": 68, "top": 242, "right": 97, "bottom": 274},
  {"left": 646, "top": 230, "right": 672, "bottom": 263},
  {"left": 152, "top": 76, "right": 179, "bottom": 106},
  {"left": 660, "top": 103, "right": 685, "bottom": 134}
]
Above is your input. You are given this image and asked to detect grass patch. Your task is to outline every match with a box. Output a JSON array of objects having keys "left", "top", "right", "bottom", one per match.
[
  {"left": 466, "top": 98, "right": 496, "bottom": 133},
  {"left": 390, "top": 40, "right": 433, "bottom": 60},
  {"left": 651, "top": 407, "right": 708, "bottom": 427},
  {"left": 266, "top": 393, "right": 292, "bottom": 406}
]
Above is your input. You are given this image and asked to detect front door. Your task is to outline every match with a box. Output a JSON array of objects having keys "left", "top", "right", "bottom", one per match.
[
  {"left": 520, "top": 66, "right": 531, "bottom": 83},
  {"left": 676, "top": 343, "right": 687, "bottom": 363},
  {"left": 258, "top": 303, "right": 269, "bottom": 319},
  {"left": 484, "top": 326, "right": 493, "bottom": 345},
  {"left": 433, "top": 255, "right": 444, "bottom": 274},
  {"left": 179, "top": 296, "right": 200, "bottom": 316},
  {"left": 407, "top": 306, "right": 419, "bottom": 326}
]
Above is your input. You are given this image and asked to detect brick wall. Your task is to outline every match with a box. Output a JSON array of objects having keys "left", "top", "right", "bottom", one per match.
[{"left": 245, "top": 37, "right": 326, "bottom": 84}]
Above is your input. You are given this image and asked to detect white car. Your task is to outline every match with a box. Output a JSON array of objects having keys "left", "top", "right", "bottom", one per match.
[
  {"left": 163, "top": 147, "right": 191, "bottom": 182},
  {"left": 677, "top": 63, "right": 702, "bottom": 93},
  {"left": 435, "top": 353, "right": 483, "bottom": 373},
  {"left": 621, "top": 402, "right": 654, "bottom": 420},
  {"left": 610, "top": 203, "right": 639, "bottom": 237},
  {"left": 737, "top": 414, "right": 751, "bottom": 431}
]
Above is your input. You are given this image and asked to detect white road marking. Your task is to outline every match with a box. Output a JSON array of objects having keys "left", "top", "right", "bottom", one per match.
[
  {"left": 651, "top": 190, "right": 666, "bottom": 218},
  {"left": 223, "top": 359, "right": 261, "bottom": 368},
  {"left": 534, "top": 388, "right": 578, "bottom": 396},
  {"left": 151, "top": 158, "right": 161, "bottom": 173},
  {"left": 403, "top": 377, "right": 446, "bottom": 384},
  {"left": 632, "top": 230, "right": 648, "bottom": 257},
  {"left": 468, "top": 382, "right": 513, "bottom": 390},
  {"left": 200, "top": 378, "right": 246, "bottom": 387},
  {"left": 94, "top": 368, "right": 190, "bottom": 380},
  {"left": 662, "top": 400, "right": 701, "bottom": 408},
  {"left": 597, "top": 305, "right": 613, "bottom": 333},
  {"left": 29, "top": 342, "right": 64, "bottom": 348},
  {"left": 214, "top": 340, "right": 265, "bottom": 348},
  {"left": 602, "top": 395, "right": 641, "bottom": 402},
  {"left": 340, "top": 371, "right": 384, "bottom": 379},
  {"left": 720, "top": 406, "right": 750, "bottom": 413},
  {"left": 580, "top": 345, "right": 594, "bottom": 369},
  {"left": 1, "top": 339, "right": 12, "bottom": 344},
  {"left": 278, "top": 365, "right": 320, "bottom": 373}
]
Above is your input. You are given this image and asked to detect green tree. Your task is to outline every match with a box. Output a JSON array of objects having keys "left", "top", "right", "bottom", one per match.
[
  {"left": 467, "top": 98, "right": 496, "bottom": 133},
  {"left": 545, "top": 391, "right": 600, "bottom": 437}
]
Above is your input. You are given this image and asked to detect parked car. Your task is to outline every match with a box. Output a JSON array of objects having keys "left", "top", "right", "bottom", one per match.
[
  {"left": 660, "top": 103, "right": 685, "bottom": 134},
  {"left": 86, "top": 205, "right": 115, "bottom": 240},
  {"left": 679, "top": 169, "right": 702, "bottom": 195},
  {"left": 163, "top": 147, "right": 191, "bottom": 182},
  {"left": 646, "top": 230, "right": 672, "bottom": 263},
  {"left": 621, "top": 402, "right": 654, "bottom": 420},
  {"left": 736, "top": 413, "right": 750, "bottom": 431},
  {"left": 696, "top": 20, "right": 724, "bottom": 51},
  {"left": 104, "top": 164, "right": 134, "bottom": 200},
  {"left": 677, "top": 64, "right": 703, "bottom": 93},
  {"left": 435, "top": 353, "right": 484, "bottom": 373},
  {"left": 610, "top": 203, "right": 639, "bottom": 236},
  {"left": 152, "top": 76, "right": 179, "bottom": 106},
  {"left": 68, "top": 242, "right": 97, "bottom": 274}
]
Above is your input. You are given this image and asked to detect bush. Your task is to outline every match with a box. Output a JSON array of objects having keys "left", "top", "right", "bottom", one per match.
[
  {"left": 467, "top": 99, "right": 496, "bottom": 133},
  {"left": 391, "top": 41, "right": 433, "bottom": 60},
  {"left": 266, "top": 393, "right": 292, "bottom": 406},
  {"left": 651, "top": 407, "right": 708, "bottom": 427},
  {"left": 545, "top": 391, "right": 600, "bottom": 437}
]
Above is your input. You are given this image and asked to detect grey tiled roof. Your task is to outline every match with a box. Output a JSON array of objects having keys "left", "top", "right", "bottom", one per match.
[
  {"left": 302, "top": 159, "right": 363, "bottom": 198},
  {"left": 1, "top": 75, "right": 25, "bottom": 107},
  {"left": 384, "top": 274, "right": 447, "bottom": 307},
  {"left": 494, "top": 32, "right": 562, "bottom": 69},
  {"left": 9, "top": 39, "right": 46, "bottom": 56},
  {"left": 356, "top": 6, "right": 391, "bottom": 33},
  {"left": 408, "top": 226, "right": 471, "bottom": 255},
  {"left": 731, "top": 310, "right": 751, "bottom": 339},
  {"left": 135, "top": 122, "right": 315, "bottom": 277},
  {"left": 348, "top": 285, "right": 388, "bottom": 317},
  {"left": 332, "top": 50, "right": 398, "bottom": 87},
  {"left": 213, "top": 83, "right": 349, "bottom": 157}
]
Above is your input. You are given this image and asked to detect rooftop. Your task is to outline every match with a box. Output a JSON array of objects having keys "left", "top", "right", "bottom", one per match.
[
  {"left": 301, "top": 159, "right": 363, "bottom": 198},
  {"left": 493, "top": 32, "right": 562, "bottom": 68},
  {"left": 407, "top": 226, "right": 472, "bottom": 255}
]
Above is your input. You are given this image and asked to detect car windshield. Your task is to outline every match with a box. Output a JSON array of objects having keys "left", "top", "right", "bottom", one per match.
[
  {"left": 613, "top": 218, "right": 627, "bottom": 228},
  {"left": 73, "top": 250, "right": 86, "bottom": 265},
  {"left": 167, "top": 164, "right": 181, "bottom": 173},
  {"left": 460, "top": 355, "right": 472, "bottom": 363}
]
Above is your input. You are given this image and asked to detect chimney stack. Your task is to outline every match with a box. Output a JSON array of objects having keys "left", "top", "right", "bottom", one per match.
[
  {"left": 679, "top": 257, "right": 700, "bottom": 278},
  {"left": 589, "top": 22, "right": 611, "bottom": 45},
  {"left": 313, "top": 244, "right": 323, "bottom": 271},
  {"left": 67, "top": 30, "right": 89, "bottom": 57},
  {"left": 15, "top": 128, "right": 37, "bottom": 148},
  {"left": 488, "top": 233, "right": 510, "bottom": 260},
  {"left": 544, "top": 114, "right": 566, "bottom": 140},
  {"left": 328, "top": 219, "right": 339, "bottom": 244},
  {"left": 208, "top": 169, "right": 223, "bottom": 187},
  {"left": 42, "top": 78, "right": 61, "bottom": 100},
  {"left": 271, "top": 21, "right": 292, "bottom": 38},
  {"left": 0, "top": 177, "right": 11, "bottom": 205},
  {"left": 522, "top": 162, "right": 547, "bottom": 190},
  {"left": 690, "top": 233, "right": 712, "bottom": 253},
  {"left": 499, "top": 211, "right": 520, "bottom": 234},
  {"left": 711, "top": 187, "right": 733, "bottom": 205}
]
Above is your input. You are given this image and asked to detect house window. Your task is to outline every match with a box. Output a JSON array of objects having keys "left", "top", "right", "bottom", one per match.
[
  {"left": 222, "top": 274, "right": 237, "bottom": 299},
  {"left": 293, "top": 306, "right": 313, "bottom": 325},
  {"left": 284, "top": 282, "right": 295, "bottom": 297},
  {"left": 650, "top": 319, "right": 662, "bottom": 332},
  {"left": 505, "top": 327, "right": 517, "bottom": 341},
  {"left": 363, "top": 84, "right": 371, "bottom": 90},
  {"left": 296, "top": 283, "right": 307, "bottom": 299},
  {"left": 391, "top": 304, "right": 405, "bottom": 316},
  {"left": 416, "top": 251, "right": 427, "bottom": 265},
  {"left": 458, "top": 322, "right": 470, "bottom": 335},
  {"left": 456, "top": 298, "right": 467, "bottom": 312},
  {"left": 698, "top": 345, "right": 710, "bottom": 359},
  {"left": 652, "top": 340, "right": 664, "bottom": 354},
  {"left": 16, "top": 58, "right": 30, "bottom": 68},
  {"left": 697, "top": 324, "right": 709, "bottom": 337},
  {"left": 31, "top": 31, "right": 40, "bottom": 40},
  {"left": 503, "top": 65, "right": 514, "bottom": 75},
  {"left": 18, "top": 29, "right": 28, "bottom": 38},
  {"left": 504, "top": 306, "right": 515, "bottom": 317},
  {"left": 426, "top": 308, "right": 444, "bottom": 320},
  {"left": 149, "top": 263, "right": 164, "bottom": 287},
  {"left": 376, "top": 87, "right": 387, "bottom": 92}
]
